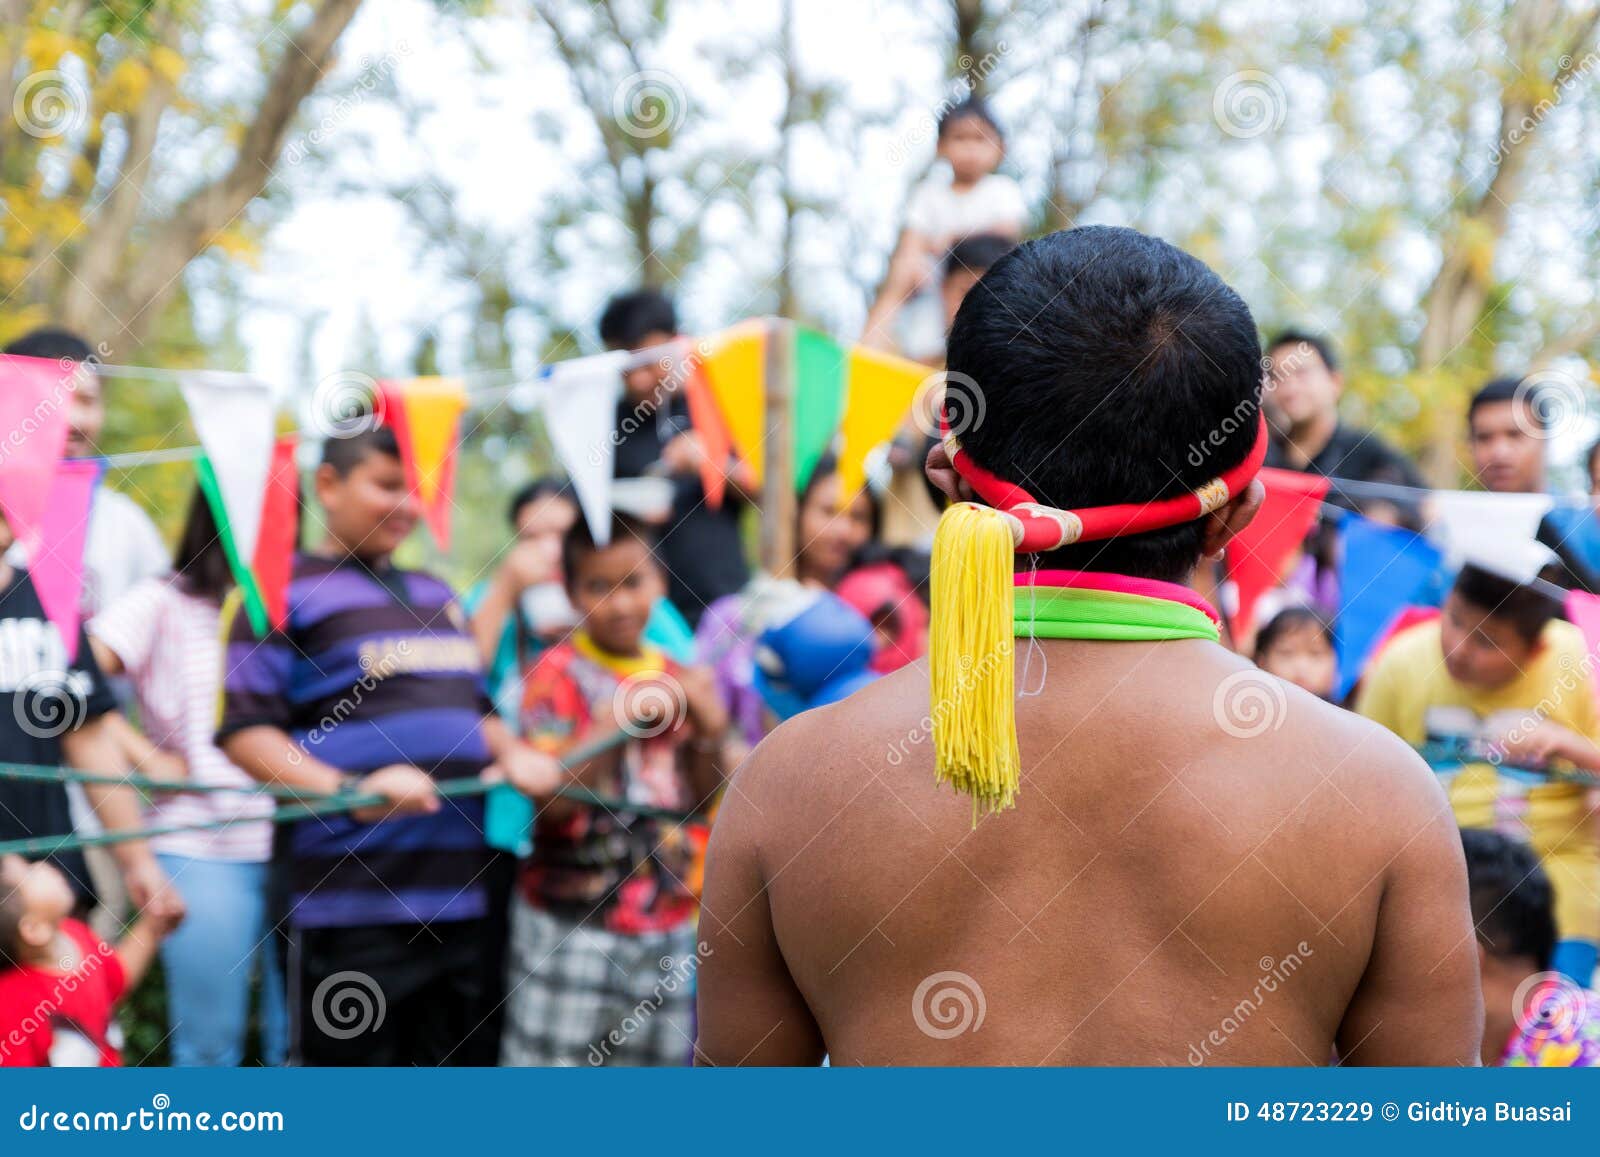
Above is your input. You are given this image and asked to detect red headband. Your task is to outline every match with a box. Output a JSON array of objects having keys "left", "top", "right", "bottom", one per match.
[{"left": 941, "top": 413, "right": 1269, "bottom": 553}]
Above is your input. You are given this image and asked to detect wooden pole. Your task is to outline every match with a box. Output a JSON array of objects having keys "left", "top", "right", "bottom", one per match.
[{"left": 760, "top": 316, "right": 795, "bottom": 578}]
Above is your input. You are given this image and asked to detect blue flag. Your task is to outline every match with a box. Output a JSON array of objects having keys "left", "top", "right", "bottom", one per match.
[{"left": 1336, "top": 514, "right": 1445, "bottom": 698}]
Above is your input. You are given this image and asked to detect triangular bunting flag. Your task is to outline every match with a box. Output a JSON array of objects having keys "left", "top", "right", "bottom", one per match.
[
  {"left": 1566, "top": 589, "right": 1600, "bottom": 715},
  {"left": 792, "top": 327, "right": 848, "bottom": 494},
  {"left": 254, "top": 436, "right": 300, "bottom": 632},
  {"left": 681, "top": 357, "right": 732, "bottom": 509},
  {"left": 543, "top": 352, "right": 625, "bottom": 546},
  {"left": 1336, "top": 513, "right": 1445, "bottom": 699},
  {"left": 0, "top": 355, "right": 74, "bottom": 555},
  {"left": 1428, "top": 490, "right": 1553, "bottom": 568},
  {"left": 1225, "top": 466, "right": 1330, "bottom": 638},
  {"left": 836, "top": 344, "right": 927, "bottom": 504},
  {"left": 699, "top": 321, "right": 767, "bottom": 482},
  {"left": 378, "top": 377, "right": 468, "bottom": 550},
  {"left": 178, "top": 371, "right": 276, "bottom": 565},
  {"left": 32, "top": 458, "right": 102, "bottom": 661}
]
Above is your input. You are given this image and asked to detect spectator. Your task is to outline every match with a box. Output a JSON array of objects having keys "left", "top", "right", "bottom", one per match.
[
  {"left": 0, "top": 854, "right": 179, "bottom": 1066},
  {"left": 501, "top": 514, "right": 728, "bottom": 1066},
  {"left": 601, "top": 290, "right": 752, "bottom": 626},
  {"left": 1468, "top": 375, "right": 1546, "bottom": 495},
  {"left": 1540, "top": 436, "right": 1600, "bottom": 583},
  {"left": 1263, "top": 330, "right": 1425, "bottom": 497},
  {"left": 1252, "top": 606, "right": 1337, "bottom": 702},
  {"left": 88, "top": 488, "right": 287, "bottom": 1067},
  {"left": 863, "top": 98, "right": 1028, "bottom": 358},
  {"left": 1461, "top": 828, "right": 1600, "bottom": 1067},
  {"left": 694, "top": 456, "right": 880, "bottom": 758},
  {"left": 217, "top": 426, "right": 560, "bottom": 1066},
  {"left": 1356, "top": 561, "right": 1600, "bottom": 986},
  {"left": 0, "top": 506, "right": 178, "bottom": 925}
]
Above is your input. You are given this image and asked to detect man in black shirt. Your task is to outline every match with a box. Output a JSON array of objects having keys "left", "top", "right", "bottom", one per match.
[
  {"left": 599, "top": 290, "right": 751, "bottom": 626},
  {"left": 0, "top": 509, "right": 180, "bottom": 922},
  {"left": 1263, "top": 330, "right": 1425, "bottom": 502}
]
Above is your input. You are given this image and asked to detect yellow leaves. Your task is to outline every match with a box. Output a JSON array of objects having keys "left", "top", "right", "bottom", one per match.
[
  {"left": 149, "top": 46, "right": 187, "bottom": 87},
  {"left": 22, "top": 28, "right": 75, "bottom": 71},
  {"left": 206, "top": 226, "right": 261, "bottom": 267},
  {"left": 99, "top": 57, "right": 151, "bottom": 113},
  {"left": 1459, "top": 217, "right": 1498, "bottom": 283}
]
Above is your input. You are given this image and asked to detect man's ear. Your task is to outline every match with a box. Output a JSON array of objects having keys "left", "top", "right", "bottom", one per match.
[
  {"left": 1201, "top": 478, "right": 1265, "bottom": 560},
  {"left": 1329, "top": 369, "right": 1344, "bottom": 401},
  {"left": 924, "top": 440, "right": 974, "bottom": 504},
  {"left": 312, "top": 462, "right": 339, "bottom": 508}
]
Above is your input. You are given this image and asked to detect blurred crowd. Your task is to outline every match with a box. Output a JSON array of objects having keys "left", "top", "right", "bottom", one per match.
[{"left": 2, "top": 97, "right": 1598, "bottom": 1069}]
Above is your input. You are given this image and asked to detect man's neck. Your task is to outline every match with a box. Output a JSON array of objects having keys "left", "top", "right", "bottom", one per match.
[
  {"left": 0, "top": 559, "right": 13, "bottom": 591},
  {"left": 1283, "top": 411, "right": 1339, "bottom": 467}
]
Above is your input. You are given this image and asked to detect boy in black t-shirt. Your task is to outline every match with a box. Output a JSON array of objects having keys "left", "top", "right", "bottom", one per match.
[{"left": 0, "top": 508, "right": 180, "bottom": 923}]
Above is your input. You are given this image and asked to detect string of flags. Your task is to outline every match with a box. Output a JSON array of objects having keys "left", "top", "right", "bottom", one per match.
[{"left": 0, "top": 321, "right": 937, "bottom": 643}]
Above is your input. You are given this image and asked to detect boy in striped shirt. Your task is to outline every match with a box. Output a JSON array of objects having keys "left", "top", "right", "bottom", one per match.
[{"left": 219, "top": 427, "right": 561, "bottom": 1066}]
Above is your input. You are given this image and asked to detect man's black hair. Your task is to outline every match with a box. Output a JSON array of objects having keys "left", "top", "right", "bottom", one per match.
[
  {"left": 320, "top": 425, "right": 402, "bottom": 477},
  {"left": 1451, "top": 562, "right": 1561, "bottom": 643},
  {"left": 943, "top": 233, "right": 1015, "bottom": 282},
  {"left": 1461, "top": 827, "right": 1556, "bottom": 968},
  {"left": 508, "top": 476, "right": 572, "bottom": 528},
  {"left": 561, "top": 513, "right": 660, "bottom": 590},
  {"left": 937, "top": 96, "right": 1002, "bottom": 140},
  {"left": 1468, "top": 376, "right": 1539, "bottom": 431},
  {"left": 1266, "top": 328, "right": 1338, "bottom": 374},
  {"left": 598, "top": 290, "right": 678, "bottom": 350},
  {"left": 947, "top": 226, "right": 1262, "bottom": 581},
  {"left": 2, "top": 327, "right": 94, "bottom": 363}
]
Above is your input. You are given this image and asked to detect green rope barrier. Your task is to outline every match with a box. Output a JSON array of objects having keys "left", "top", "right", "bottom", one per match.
[{"left": 0, "top": 730, "right": 703, "bottom": 859}]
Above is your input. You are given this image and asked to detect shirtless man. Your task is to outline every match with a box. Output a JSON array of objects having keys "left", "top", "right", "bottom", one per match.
[{"left": 695, "top": 227, "right": 1482, "bottom": 1066}]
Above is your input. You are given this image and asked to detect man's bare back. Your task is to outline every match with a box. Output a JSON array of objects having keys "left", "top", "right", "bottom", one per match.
[{"left": 696, "top": 637, "right": 1483, "bottom": 1065}]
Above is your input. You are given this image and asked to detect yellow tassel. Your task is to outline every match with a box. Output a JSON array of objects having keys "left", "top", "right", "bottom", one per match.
[{"left": 930, "top": 502, "right": 1020, "bottom": 823}]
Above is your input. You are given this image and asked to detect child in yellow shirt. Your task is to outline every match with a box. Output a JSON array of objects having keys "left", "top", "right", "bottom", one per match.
[{"left": 1357, "top": 563, "right": 1600, "bottom": 985}]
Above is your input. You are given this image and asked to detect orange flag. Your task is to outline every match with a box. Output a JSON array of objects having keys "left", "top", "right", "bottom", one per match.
[
  {"left": 698, "top": 321, "right": 766, "bottom": 483},
  {"left": 378, "top": 377, "right": 468, "bottom": 550},
  {"left": 682, "top": 358, "right": 733, "bottom": 509},
  {"left": 835, "top": 345, "right": 926, "bottom": 504}
]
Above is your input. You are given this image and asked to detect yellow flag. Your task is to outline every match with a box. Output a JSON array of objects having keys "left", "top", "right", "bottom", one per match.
[
  {"left": 699, "top": 321, "right": 766, "bottom": 481},
  {"left": 378, "top": 376, "right": 468, "bottom": 549},
  {"left": 836, "top": 346, "right": 926, "bottom": 504}
]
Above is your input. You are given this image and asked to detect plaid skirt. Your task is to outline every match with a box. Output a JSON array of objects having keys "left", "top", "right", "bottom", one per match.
[{"left": 500, "top": 900, "right": 699, "bottom": 1067}]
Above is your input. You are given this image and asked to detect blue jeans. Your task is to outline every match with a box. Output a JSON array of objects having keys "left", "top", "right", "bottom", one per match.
[{"left": 156, "top": 854, "right": 287, "bottom": 1067}]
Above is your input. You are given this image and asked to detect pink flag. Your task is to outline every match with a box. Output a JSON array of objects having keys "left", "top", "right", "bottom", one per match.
[
  {"left": 1566, "top": 589, "right": 1600, "bottom": 714},
  {"left": 32, "top": 459, "right": 102, "bottom": 661},
  {"left": 0, "top": 355, "right": 75, "bottom": 553}
]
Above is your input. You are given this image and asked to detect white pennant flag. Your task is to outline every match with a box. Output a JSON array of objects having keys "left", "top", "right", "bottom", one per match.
[
  {"left": 541, "top": 352, "right": 625, "bottom": 547},
  {"left": 177, "top": 371, "right": 276, "bottom": 562},
  {"left": 1428, "top": 489, "right": 1555, "bottom": 571}
]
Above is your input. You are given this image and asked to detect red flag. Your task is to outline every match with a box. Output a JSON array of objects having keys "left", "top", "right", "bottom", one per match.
[
  {"left": 253, "top": 435, "right": 299, "bottom": 630},
  {"left": 1225, "top": 466, "right": 1330, "bottom": 638}
]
